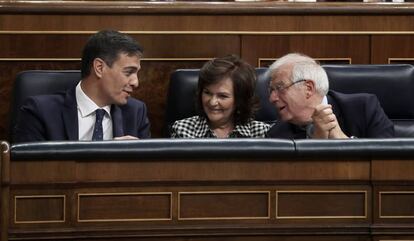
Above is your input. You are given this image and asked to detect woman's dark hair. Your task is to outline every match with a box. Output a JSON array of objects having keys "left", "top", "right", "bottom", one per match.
[
  {"left": 197, "top": 54, "right": 259, "bottom": 125},
  {"left": 81, "top": 30, "right": 144, "bottom": 78}
]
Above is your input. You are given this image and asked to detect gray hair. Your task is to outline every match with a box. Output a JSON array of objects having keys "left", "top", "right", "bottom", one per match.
[{"left": 266, "top": 53, "right": 329, "bottom": 95}]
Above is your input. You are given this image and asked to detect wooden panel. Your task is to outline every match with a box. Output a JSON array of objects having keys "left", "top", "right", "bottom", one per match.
[
  {"left": 374, "top": 186, "right": 414, "bottom": 226},
  {"left": 388, "top": 59, "right": 414, "bottom": 65},
  {"left": 2, "top": 1, "right": 414, "bottom": 16},
  {"left": 0, "top": 34, "right": 87, "bottom": 58},
  {"left": 276, "top": 191, "right": 367, "bottom": 219},
  {"left": 2, "top": 14, "right": 414, "bottom": 32},
  {"left": 0, "top": 34, "right": 240, "bottom": 58},
  {"left": 14, "top": 195, "right": 65, "bottom": 224},
  {"left": 10, "top": 159, "right": 369, "bottom": 184},
  {"left": 372, "top": 35, "right": 414, "bottom": 64},
  {"left": 138, "top": 35, "right": 240, "bottom": 58},
  {"left": 372, "top": 160, "right": 414, "bottom": 181},
  {"left": 178, "top": 191, "right": 269, "bottom": 220},
  {"left": 375, "top": 237, "right": 414, "bottom": 241},
  {"left": 4, "top": 155, "right": 405, "bottom": 240},
  {"left": 241, "top": 35, "right": 370, "bottom": 66},
  {"left": 73, "top": 160, "right": 370, "bottom": 183},
  {"left": 379, "top": 191, "right": 414, "bottom": 219},
  {"left": 11, "top": 160, "right": 76, "bottom": 184},
  {"left": 78, "top": 192, "right": 171, "bottom": 222}
]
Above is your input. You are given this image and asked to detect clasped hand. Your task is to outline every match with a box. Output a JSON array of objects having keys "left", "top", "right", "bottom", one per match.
[{"left": 311, "top": 104, "right": 348, "bottom": 139}]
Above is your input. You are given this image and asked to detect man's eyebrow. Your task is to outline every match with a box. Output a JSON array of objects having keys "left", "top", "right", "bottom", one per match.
[{"left": 124, "top": 66, "right": 138, "bottom": 71}]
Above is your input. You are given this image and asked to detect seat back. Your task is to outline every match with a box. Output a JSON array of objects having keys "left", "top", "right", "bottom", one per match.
[
  {"left": 9, "top": 70, "right": 81, "bottom": 140},
  {"left": 164, "top": 68, "right": 277, "bottom": 136},
  {"left": 323, "top": 64, "right": 414, "bottom": 137}
]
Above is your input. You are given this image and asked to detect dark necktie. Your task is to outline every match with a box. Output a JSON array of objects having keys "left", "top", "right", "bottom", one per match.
[
  {"left": 305, "top": 124, "right": 314, "bottom": 139},
  {"left": 92, "top": 109, "right": 105, "bottom": 141}
]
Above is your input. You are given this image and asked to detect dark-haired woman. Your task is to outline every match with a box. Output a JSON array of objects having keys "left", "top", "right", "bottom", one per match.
[{"left": 170, "top": 55, "right": 270, "bottom": 138}]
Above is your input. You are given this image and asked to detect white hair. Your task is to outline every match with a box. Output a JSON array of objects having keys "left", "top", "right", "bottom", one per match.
[{"left": 266, "top": 53, "right": 329, "bottom": 95}]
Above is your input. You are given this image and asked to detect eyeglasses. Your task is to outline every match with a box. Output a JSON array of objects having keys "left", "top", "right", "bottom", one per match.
[{"left": 268, "top": 79, "right": 306, "bottom": 95}]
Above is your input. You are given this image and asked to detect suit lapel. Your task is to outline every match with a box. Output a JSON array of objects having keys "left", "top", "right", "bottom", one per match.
[
  {"left": 63, "top": 87, "right": 79, "bottom": 140},
  {"left": 111, "top": 105, "right": 124, "bottom": 137}
]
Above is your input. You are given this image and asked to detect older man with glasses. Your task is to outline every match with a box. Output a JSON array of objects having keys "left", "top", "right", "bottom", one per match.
[{"left": 266, "top": 53, "right": 394, "bottom": 139}]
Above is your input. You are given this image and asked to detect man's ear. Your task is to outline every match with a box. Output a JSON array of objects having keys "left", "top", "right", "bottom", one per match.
[
  {"left": 304, "top": 79, "right": 316, "bottom": 99},
  {"left": 93, "top": 58, "right": 105, "bottom": 79}
]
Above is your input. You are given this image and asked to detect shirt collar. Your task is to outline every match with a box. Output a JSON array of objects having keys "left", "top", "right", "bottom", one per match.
[
  {"left": 75, "top": 81, "right": 111, "bottom": 117},
  {"left": 322, "top": 95, "right": 328, "bottom": 105}
]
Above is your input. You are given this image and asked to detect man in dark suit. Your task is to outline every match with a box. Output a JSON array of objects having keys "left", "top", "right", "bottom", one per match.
[
  {"left": 266, "top": 53, "right": 394, "bottom": 139},
  {"left": 13, "top": 30, "right": 150, "bottom": 142}
]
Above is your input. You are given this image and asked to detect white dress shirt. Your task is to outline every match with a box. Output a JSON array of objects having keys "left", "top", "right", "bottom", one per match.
[
  {"left": 75, "top": 82, "right": 113, "bottom": 140},
  {"left": 322, "top": 95, "right": 328, "bottom": 105}
]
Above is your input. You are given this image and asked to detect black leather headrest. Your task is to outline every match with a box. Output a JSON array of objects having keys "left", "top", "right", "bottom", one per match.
[
  {"left": 165, "top": 69, "right": 199, "bottom": 129},
  {"left": 324, "top": 64, "right": 414, "bottom": 119},
  {"left": 10, "top": 70, "right": 81, "bottom": 139}
]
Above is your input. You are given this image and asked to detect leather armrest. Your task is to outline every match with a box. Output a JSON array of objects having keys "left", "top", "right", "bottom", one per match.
[
  {"left": 295, "top": 138, "right": 414, "bottom": 159},
  {"left": 11, "top": 139, "right": 295, "bottom": 160}
]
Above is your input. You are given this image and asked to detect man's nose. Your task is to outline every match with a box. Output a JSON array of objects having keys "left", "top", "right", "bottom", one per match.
[
  {"left": 130, "top": 74, "right": 139, "bottom": 88},
  {"left": 269, "top": 90, "right": 279, "bottom": 103}
]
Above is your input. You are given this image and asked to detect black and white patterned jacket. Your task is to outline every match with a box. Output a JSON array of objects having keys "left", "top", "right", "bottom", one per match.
[{"left": 170, "top": 116, "right": 271, "bottom": 138}]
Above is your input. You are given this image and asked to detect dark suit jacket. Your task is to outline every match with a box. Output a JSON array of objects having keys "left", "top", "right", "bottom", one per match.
[
  {"left": 13, "top": 85, "right": 151, "bottom": 143},
  {"left": 267, "top": 90, "right": 394, "bottom": 139}
]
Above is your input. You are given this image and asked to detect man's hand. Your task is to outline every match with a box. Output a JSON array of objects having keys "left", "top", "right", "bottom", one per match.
[
  {"left": 311, "top": 104, "right": 348, "bottom": 139},
  {"left": 114, "top": 135, "right": 139, "bottom": 140},
  {"left": 328, "top": 124, "right": 348, "bottom": 139}
]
